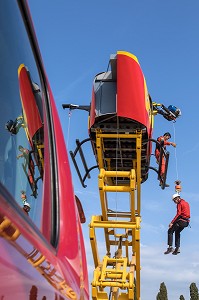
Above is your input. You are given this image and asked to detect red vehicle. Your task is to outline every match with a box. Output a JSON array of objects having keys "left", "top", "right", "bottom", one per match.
[{"left": 0, "top": 1, "right": 89, "bottom": 299}]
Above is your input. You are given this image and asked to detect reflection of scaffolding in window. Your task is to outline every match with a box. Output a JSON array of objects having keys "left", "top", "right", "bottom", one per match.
[
  {"left": 0, "top": 214, "right": 21, "bottom": 241},
  {"left": 0, "top": 209, "right": 77, "bottom": 298},
  {"left": 90, "top": 130, "right": 142, "bottom": 300}
]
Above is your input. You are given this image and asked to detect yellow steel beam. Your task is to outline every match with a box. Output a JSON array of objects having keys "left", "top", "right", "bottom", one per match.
[
  {"left": 91, "top": 130, "right": 143, "bottom": 300},
  {"left": 101, "top": 170, "right": 131, "bottom": 177},
  {"left": 98, "top": 169, "right": 108, "bottom": 219},
  {"left": 93, "top": 281, "right": 132, "bottom": 288},
  {"left": 130, "top": 169, "right": 136, "bottom": 222},
  {"left": 135, "top": 217, "right": 141, "bottom": 300},
  {"left": 136, "top": 131, "right": 142, "bottom": 216},
  {"left": 90, "top": 223, "right": 101, "bottom": 268},
  {"left": 90, "top": 216, "right": 140, "bottom": 230},
  {"left": 96, "top": 131, "right": 104, "bottom": 169},
  {"left": 97, "top": 133, "right": 140, "bottom": 139},
  {"left": 102, "top": 186, "right": 132, "bottom": 192},
  {"left": 98, "top": 169, "right": 113, "bottom": 255}
]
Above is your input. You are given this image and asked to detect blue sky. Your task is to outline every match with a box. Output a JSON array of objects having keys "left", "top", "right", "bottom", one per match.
[{"left": 29, "top": 1, "right": 199, "bottom": 299}]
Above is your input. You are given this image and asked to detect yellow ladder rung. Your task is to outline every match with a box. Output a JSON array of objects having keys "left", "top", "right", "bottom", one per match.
[
  {"left": 103, "top": 274, "right": 123, "bottom": 279},
  {"left": 94, "top": 281, "right": 130, "bottom": 288},
  {"left": 101, "top": 171, "right": 131, "bottom": 177},
  {"left": 90, "top": 219, "right": 139, "bottom": 229},
  {"left": 101, "top": 186, "right": 131, "bottom": 192}
]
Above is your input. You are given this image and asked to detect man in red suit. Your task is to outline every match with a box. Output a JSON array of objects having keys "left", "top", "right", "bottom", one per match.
[
  {"left": 155, "top": 132, "right": 176, "bottom": 185},
  {"left": 164, "top": 194, "right": 190, "bottom": 255}
]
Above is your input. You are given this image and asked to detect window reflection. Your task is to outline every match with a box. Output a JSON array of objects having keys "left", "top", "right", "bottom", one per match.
[
  {"left": 0, "top": 1, "right": 45, "bottom": 228},
  {"left": 0, "top": 210, "right": 77, "bottom": 299},
  {"left": 3, "top": 65, "right": 44, "bottom": 223}
]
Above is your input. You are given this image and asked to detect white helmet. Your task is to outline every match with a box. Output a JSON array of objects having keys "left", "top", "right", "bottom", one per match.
[
  {"left": 24, "top": 202, "right": 31, "bottom": 208},
  {"left": 172, "top": 193, "right": 180, "bottom": 200}
]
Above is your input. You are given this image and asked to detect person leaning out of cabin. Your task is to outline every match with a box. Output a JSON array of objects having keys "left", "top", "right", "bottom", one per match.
[
  {"left": 164, "top": 193, "right": 190, "bottom": 255},
  {"left": 155, "top": 132, "right": 176, "bottom": 178}
]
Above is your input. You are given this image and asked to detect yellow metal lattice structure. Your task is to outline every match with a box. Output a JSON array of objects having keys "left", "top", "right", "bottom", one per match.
[{"left": 89, "top": 130, "right": 142, "bottom": 300}]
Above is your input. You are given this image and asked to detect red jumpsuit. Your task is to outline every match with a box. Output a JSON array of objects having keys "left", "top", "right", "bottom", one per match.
[
  {"left": 171, "top": 199, "right": 190, "bottom": 224},
  {"left": 168, "top": 199, "right": 190, "bottom": 248},
  {"left": 155, "top": 136, "right": 173, "bottom": 176}
]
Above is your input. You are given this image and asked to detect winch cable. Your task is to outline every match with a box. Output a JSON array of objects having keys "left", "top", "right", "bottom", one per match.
[
  {"left": 114, "top": 115, "right": 119, "bottom": 252},
  {"left": 66, "top": 109, "right": 72, "bottom": 150},
  {"left": 13, "top": 136, "right": 24, "bottom": 192},
  {"left": 173, "top": 122, "right": 179, "bottom": 181}
]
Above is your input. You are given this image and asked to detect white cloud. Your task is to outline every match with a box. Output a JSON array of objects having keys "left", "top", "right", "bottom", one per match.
[
  {"left": 83, "top": 238, "right": 199, "bottom": 300},
  {"left": 141, "top": 244, "right": 199, "bottom": 299}
]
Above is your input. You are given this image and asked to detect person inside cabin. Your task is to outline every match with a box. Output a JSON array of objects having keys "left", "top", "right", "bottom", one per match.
[
  {"left": 152, "top": 102, "right": 181, "bottom": 122},
  {"left": 164, "top": 193, "right": 190, "bottom": 255},
  {"left": 5, "top": 117, "right": 24, "bottom": 135},
  {"left": 167, "top": 105, "right": 181, "bottom": 120},
  {"left": 161, "top": 105, "right": 181, "bottom": 121},
  {"left": 155, "top": 132, "right": 176, "bottom": 186}
]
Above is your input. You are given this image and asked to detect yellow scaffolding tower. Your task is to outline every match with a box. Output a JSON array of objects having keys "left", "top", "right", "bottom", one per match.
[{"left": 89, "top": 129, "right": 142, "bottom": 300}]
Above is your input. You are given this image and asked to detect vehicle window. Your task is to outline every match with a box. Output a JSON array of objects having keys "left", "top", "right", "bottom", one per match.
[{"left": 0, "top": 2, "right": 46, "bottom": 228}]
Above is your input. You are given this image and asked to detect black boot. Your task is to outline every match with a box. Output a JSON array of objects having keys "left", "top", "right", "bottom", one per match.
[
  {"left": 164, "top": 247, "right": 174, "bottom": 254},
  {"left": 172, "top": 248, "right": 180, "bottom": 255}
]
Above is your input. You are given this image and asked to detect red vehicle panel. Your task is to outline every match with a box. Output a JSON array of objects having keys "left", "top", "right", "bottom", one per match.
[{"left": 0, "top": 1, "right": 89, "bottom": 299}]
